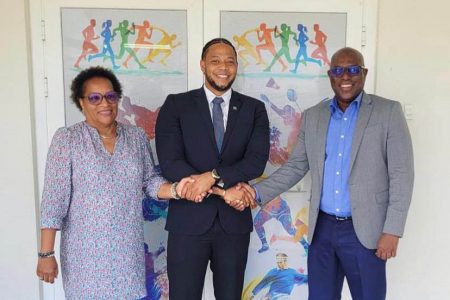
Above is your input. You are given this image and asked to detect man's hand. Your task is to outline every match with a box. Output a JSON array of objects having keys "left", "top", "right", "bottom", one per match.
[
  {"left": 176, "top": 177, "right": 194, "bottom": 193},
  {"left": 181, "top": 171, "right": 215, "bottom": 201},
  {"left": 375, "top": 233, "right": 400, "bottom": 260},
  {"left": 211, "top": 186, "right": 246, "bottom": 211},
  {"left": 179, "top": 172, "right": 215, "bottom": 202},
  {"left": 176, "top": 177, "right": 206, "bottom": 203},
  {"left": 236, "top": 182, "right": 257, "bottom": 208},
  {"left": 223, "top": 188, "right": 246, "bottom": 211}
]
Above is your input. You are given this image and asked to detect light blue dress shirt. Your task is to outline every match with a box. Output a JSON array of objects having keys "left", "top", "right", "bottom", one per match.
[{"left": 320, "top": 92, "right": 363, "bottom": 217}]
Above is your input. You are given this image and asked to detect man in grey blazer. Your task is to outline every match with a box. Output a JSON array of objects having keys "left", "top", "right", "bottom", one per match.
[{"left": 241, "top": 47, "right": 414, "bottom": 300}]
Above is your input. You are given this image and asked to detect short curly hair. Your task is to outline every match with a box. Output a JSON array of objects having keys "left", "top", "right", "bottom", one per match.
[{"left": 70, "top": 66, "right": 123, "bottom": 111}]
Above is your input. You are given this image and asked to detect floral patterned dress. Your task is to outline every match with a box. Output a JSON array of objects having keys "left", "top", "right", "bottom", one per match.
[{"left": 40, "top": 121, "right": 166, "bottom": 299}]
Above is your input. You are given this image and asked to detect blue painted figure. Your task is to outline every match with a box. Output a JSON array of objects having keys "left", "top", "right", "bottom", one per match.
[
  {"left": 250, "top": 253, "right": 308, "bottom": 299},
  {"left": 254, "top": 197, "right": 296, "bottom": 253},
  {"left": 291, "top": 24, "right": 322, "bottom": 74},
  {"left": 88, "top": 20, "right": 120, "bottom": 69}
]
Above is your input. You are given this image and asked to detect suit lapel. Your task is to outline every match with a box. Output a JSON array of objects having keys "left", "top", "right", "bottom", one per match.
[
  {"left": 349, "top": 93, "right": 373, "bottom": 172},
  {"left": 194, "top": 89, "right": 217, "bottom": 148},
  {"left": 222, "top": 91, "right": 242, "bottom": 152},
  {"left": 317, "top": 101, "right": 331, "bottom": 184}
]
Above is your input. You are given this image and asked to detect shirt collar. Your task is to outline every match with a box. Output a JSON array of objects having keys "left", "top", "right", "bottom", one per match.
[
  {"left": 329, "top": 91, "right": 364, "bottom": 113},
  {"left": 203, "top": 85, "right": 232, "bottom": 105}
]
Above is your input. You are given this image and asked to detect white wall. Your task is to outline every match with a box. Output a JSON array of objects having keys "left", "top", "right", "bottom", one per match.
[
  {"left": 0, "top": 0, "right": 41, "bottom": 299},
  {"left": 375, "top": 0, "right": 450, "bottom": 298}
]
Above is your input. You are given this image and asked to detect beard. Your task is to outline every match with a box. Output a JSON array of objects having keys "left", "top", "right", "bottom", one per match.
[{"left": 205, "top": 72, "right": 236, "bottom": 92}]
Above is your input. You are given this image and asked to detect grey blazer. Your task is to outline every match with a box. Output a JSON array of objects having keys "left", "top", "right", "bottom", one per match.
[{"left": 255, "top": 93, "right": 414, "bottom": 249}]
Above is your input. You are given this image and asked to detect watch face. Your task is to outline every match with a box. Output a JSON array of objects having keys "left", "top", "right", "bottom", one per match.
[{"left": 212, "top": 169, "right": 220, "bottom": 179}]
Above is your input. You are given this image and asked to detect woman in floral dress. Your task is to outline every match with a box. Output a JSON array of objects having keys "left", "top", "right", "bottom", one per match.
[{"left": 36, "top": 66, "right": 193, "bottom": 299}]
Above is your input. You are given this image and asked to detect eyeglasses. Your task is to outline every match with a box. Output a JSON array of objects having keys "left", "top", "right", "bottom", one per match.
[
  {"left": 329, "top": 65, "right": 365, "bottom": 77},
  {"left": 83, "top": 91, "right": 120, "bottom": 105}
]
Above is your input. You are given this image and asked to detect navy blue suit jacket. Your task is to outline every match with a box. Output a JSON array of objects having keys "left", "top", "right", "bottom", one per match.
[{"left": 155, "top": 88, "right": 270, "bottom": 235}]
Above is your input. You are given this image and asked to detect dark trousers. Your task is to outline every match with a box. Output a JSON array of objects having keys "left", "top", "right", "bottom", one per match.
[
  {"left": 308, "top": 212, "right": 386, "bottom": 300},
  {"left": 167, "top": 217, "right": 250, "bottom": 300}
]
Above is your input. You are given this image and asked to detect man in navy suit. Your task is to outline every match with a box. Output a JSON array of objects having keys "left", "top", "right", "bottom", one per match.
[{"left": 155, "top": 38, "right": 270, "bottom": 300}]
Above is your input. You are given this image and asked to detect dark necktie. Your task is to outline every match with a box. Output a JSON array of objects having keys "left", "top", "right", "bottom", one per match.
[{"left": 212, "top": 97, "right": 225, "bottom": 151}]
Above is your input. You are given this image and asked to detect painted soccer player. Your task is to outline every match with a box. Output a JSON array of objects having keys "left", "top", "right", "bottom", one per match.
[{"left": 250, "top": 253, "right": 308, "bottom": 299}]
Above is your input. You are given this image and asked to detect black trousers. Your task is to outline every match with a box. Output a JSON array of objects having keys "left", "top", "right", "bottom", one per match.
[{"left": 167, "top": 216, "right": 250, "bottom": 300}]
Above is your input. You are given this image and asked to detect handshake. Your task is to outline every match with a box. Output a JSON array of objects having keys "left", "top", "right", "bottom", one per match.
[{"left": 175, "top": 171, "right": 257, "bottom": 211}]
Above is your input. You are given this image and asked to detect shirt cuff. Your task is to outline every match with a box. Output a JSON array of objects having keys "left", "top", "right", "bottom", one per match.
[
  {"left": 254, "top": 186, "right": 262, "bottom": 205},
  {"left": 40, "top": 218, "right": 62, "bottom": 230}
]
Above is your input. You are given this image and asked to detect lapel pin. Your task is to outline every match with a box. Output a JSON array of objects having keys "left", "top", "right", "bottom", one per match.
[{"left": 232, "top": 106, "right": 238, "bottom": 110}]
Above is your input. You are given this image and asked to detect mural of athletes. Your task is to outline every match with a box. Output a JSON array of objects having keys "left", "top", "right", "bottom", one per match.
[
  {"left": 61, "top": 8, "right": 187, "bottom": 127},
  {"left": 61, "top": 8, "right": 187, "bottom": 300},
  {"left": 221, "top": 11, "right": 346, "bottom": 300}
]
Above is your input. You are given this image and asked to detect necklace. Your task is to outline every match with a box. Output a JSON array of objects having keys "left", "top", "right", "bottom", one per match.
[
  {"left": 99, "top": 134, "right": 116, "bottom": 139},
  {"left": 98, "top": 122, "right": 118, "bottom": 139}
]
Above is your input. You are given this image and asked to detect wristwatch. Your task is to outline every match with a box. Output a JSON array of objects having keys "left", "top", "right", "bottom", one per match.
[{"left": 211, "top": 168, "right": 221, "bottom": 183}]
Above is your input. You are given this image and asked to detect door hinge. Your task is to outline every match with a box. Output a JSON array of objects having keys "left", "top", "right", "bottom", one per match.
[
  {"left": 41, "top": 19, "right": 46, "bottom": 41},
  {"left": 44, "top": 76, "right": 48, "bottom": 98},
  {"left": 361, "top": 25, "right": 367, "bottom": 47}
]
